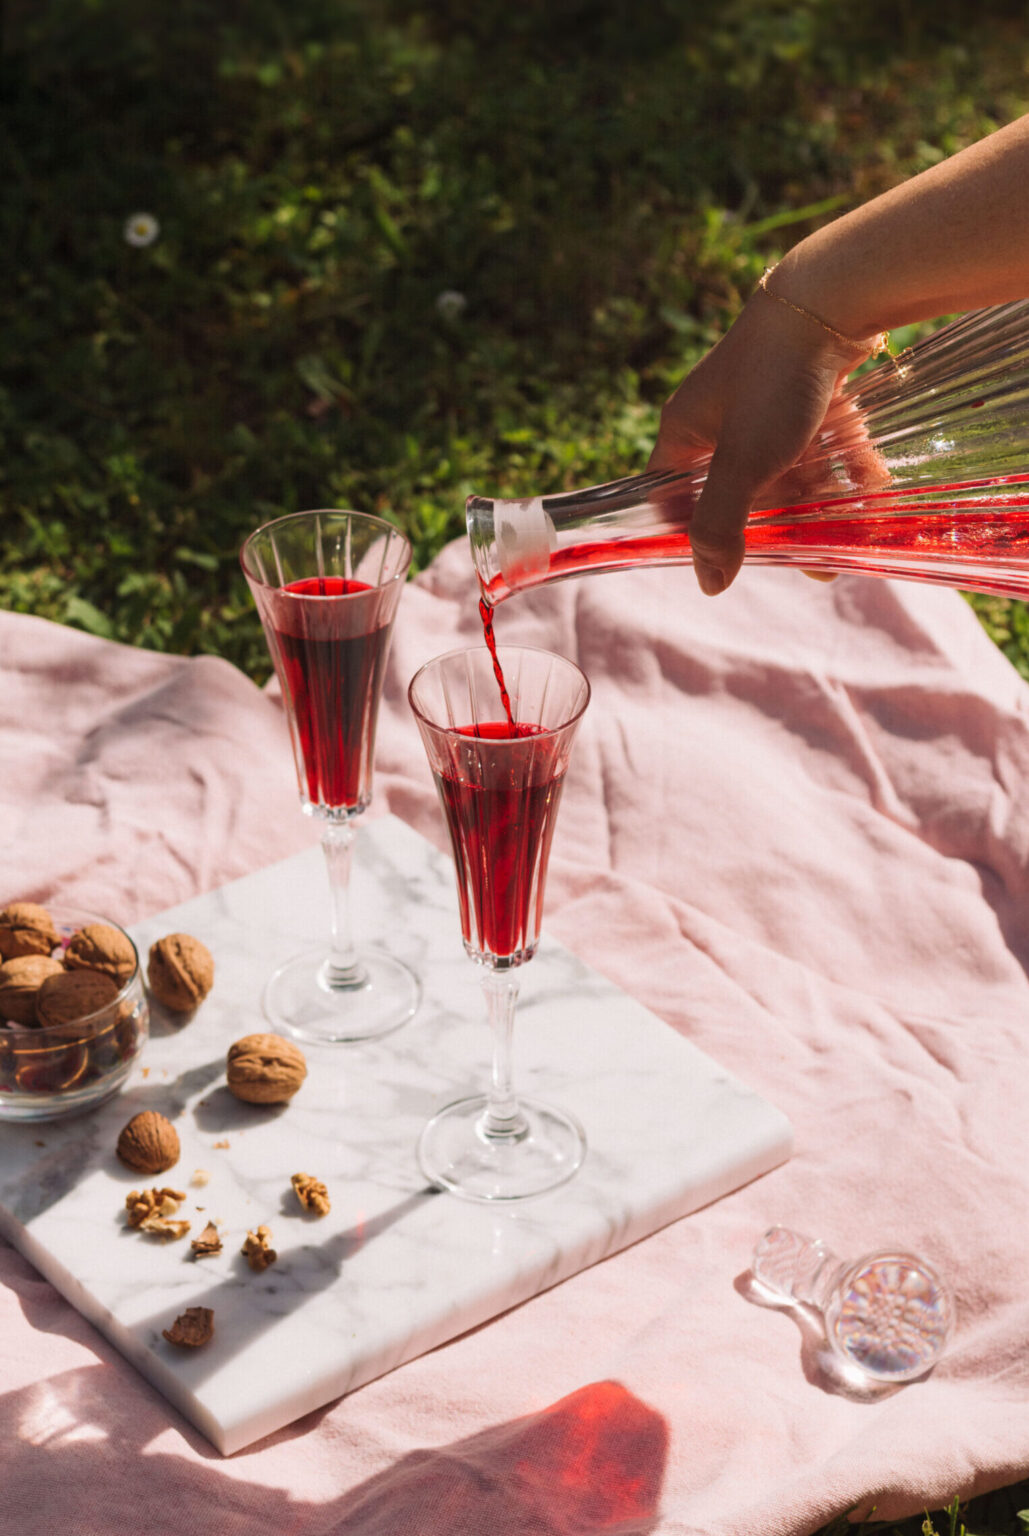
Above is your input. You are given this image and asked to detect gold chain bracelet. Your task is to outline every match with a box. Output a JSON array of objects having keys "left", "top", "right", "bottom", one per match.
[{"left": 757, "top": 266, "right": 890, "bottom": 358}]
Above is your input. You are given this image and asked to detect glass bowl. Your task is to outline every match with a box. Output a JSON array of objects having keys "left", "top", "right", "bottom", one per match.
[{"left": 0, "top": 906, "right": 149, "bottom": 1122}]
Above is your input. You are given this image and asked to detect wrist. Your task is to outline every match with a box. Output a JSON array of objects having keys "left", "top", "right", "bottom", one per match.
[
  {"left": 756, "top": 265, "right": 890, "bottom": 359},
  {"left": 771, "top": 241, "right": 890, "bottom": 351}
]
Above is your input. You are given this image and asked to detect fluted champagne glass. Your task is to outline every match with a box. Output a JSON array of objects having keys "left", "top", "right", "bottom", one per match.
[
  {"left": 242, "top": 509, "right": 420, "bottom": 1043},
  {"left": 409, "top": 645, "right": 590, "bottom": 1200}
]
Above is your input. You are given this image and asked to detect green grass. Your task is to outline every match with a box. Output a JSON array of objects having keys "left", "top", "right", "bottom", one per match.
[
  {"left": 3, "top": 0, "right": 1029, "bottom": 680},
  {"left": 2, "top": 8, "right": 1029, "bottom": 1524},
  {"left": 825, "top": 1492, "right": 1029, "bottom": 1536}
]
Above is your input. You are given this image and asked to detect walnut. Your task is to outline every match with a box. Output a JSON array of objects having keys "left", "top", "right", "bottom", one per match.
[
  {"left": 0, "top": 955, "right": 65, "bottom": 1026},
  {"left": 191, "top": 1221, "right": 223, "bottom": 1257},
  {"left": 163, "top": 1307, "right": 214, "bottom": 1348},
  {"left": 226, "top": 1033, "right": 307, "bottom": 1104},
  {"left": 147, "top": 933, "right": 214, "bottom": 1012},
  {"left": 241, "top": 1225, "right": 277, "bottom": 1271},
  {"left": 0, "top": 903, "right": 58, "bottom": 961},
  {"left": 65, "top": 923, "right": 137, "bottom": 985},
  {"left": 291, "top": 1172, "right": 330, "bottom": 1217},
  {"left": 116, "top": 1110, "right": 181, "bottom": 1174},
  {"left": 35, "top": 968, "right": 119, "bottom": 1027}
]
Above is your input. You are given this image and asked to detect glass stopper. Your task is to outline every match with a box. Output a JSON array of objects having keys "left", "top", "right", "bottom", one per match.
[{"left": 752, "top": 1225, "right": 953, "bottom": 1382}]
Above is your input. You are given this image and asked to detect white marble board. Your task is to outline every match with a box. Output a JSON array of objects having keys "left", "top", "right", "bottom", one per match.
[{"left": 0, "top": 815, "right": 792, "bottom": 1454}]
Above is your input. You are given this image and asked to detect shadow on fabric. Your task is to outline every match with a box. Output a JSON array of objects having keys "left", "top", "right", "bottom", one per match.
[{"left": 3, "top": 1370, "right": 669, "bottom": 1536}]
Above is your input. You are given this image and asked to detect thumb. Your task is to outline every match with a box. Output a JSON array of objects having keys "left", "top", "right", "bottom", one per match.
[{"left": 688, "top": 449, "right": 764, "bottom": 595}]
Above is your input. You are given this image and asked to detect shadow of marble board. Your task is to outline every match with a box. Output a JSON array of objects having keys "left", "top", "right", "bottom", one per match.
[{"left": 0, "top": 814, "right": 792, "bottom": 1454}]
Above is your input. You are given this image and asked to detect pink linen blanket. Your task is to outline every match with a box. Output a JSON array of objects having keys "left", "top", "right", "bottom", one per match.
[{"left": 3, "top": 537, "right": 1029, "bottom": 1535}]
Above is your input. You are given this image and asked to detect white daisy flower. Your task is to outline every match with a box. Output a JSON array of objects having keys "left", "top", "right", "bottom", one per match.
[
  {"left": 435, "top": 289, "right": 467, "bottom": 321},
  {"left": 124, "top": 213, "right": 160, "bottom": 248}
]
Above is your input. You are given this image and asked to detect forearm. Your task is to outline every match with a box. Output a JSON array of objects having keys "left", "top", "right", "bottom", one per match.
[{"left": 772, "top": 113, "right": 1029, "bottom": 338}]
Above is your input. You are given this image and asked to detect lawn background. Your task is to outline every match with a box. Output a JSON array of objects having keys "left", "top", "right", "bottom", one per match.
[{"left": 3, "top": 3, "right": 1029, "bottom": 1528}]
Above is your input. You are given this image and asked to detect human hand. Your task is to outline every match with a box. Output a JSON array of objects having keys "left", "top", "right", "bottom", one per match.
[{"left": 648, "top": 291, "right": 879, "bottom": 594}]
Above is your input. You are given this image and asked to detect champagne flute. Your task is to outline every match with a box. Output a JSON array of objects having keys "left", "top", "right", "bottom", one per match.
[
  {"left": 241, "top": 509, "right": 420, "bottom": 1043},
  {"left": 408, "top": 645, "right": 590, "bottom": 1200}
]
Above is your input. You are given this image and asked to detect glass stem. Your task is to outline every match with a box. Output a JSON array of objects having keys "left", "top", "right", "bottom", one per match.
[
  {"left": 321, "top": 817, "right": 367, "bottom": 989},
  {"left": 479, "top": 968, "right": 529, "bottom": 1141}
]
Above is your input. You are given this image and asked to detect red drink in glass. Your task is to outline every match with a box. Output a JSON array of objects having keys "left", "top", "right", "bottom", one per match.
[
  {"left": 432, "top": 721, "right": 561, "bottom": 963},
  {"left": 474, "top": 476, "right": 1029, "bottom": 606},
  {"left": 467, "top": 298, "right": 1029, "bottom": 606},
  {"left": 269, "top": 577, "right": 392, "bottom": 813},
  {"left": 241, "top": 510, "right": 420, "bottom": 1044},
  {"left": 409, "top": 645, "right": 590, "bottom": 1201}
]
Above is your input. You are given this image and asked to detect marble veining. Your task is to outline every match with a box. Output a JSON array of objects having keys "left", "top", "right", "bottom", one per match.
[{"left": 0, "top": 815, "right": 792, "bottom": 1454}]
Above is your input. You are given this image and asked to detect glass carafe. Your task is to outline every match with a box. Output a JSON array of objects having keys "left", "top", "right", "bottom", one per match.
[{"left": 467, "top": 300, "right": 1029, "bottom": 605}]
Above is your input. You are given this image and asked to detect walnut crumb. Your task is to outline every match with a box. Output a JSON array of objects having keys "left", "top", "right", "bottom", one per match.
[
  {"left": 291, "top": 1172, "right": 330, "bottom": 1217},
  {"left": 241, "top": 1224, "right": 276, "bottom": 1271},
  {"left": 191, "top": 1221, "right": 223, "bottom": 1257},
  {"left": 125, "top": 1187, "right": 187, "bottom": 1229},
  {"left": 191, "top": 1168, "right": 211, "bottom": 1187},
  {"left": 163, "top": 1307, "right": 214, "bottom": 1348}
]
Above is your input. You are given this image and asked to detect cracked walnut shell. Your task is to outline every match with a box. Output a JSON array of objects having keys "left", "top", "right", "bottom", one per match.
[
  {"left": 163, "top": 1307, "right": 214, "bottom": 1348},
  {"left": 226, "top": 1033, "right": 307, "bottom": 1104},
  {"left": 0, "top": 903, "right": 58, "bottom": 961},
  {"left": 65, "top": 922, "right": 137, "bottom": 984},
  {"left": 0, "top": 955, "right": 65, "bottom": 1026},
  {"left": 147, "top": 933, "right": 214, "bottom": 1012},
  {"left": 35, "top": 968, "right": 119, "bottom": 1027},
  {"left": 191, "top": 1221, "right": 223, "bottom": 1257},
  {"left": 116, "top": 1110, "right": 180, "bottom": 1174}
]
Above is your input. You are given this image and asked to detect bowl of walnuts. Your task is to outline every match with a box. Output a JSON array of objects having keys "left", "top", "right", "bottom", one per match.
[{"left": 0, "top": 902, "right": 149, "bottom": 1122}]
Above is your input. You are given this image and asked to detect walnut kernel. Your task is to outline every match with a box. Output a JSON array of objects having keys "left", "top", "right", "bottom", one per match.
[
  {"left": 147, "top": 933, "right": 214, "bottom": 1012},
  {"left": 125, "top": 1186, "right": 187, "bottom": 1228},
  {"left": 116, "top": 1110, "right": 181, "bottom": 1174},
  {"left": 0, "top": 955, "right": 65, "bottom": 1026},
  {"left": 141, "top": 1214, "right": 191, "bottom": 1239},
  {"left": 226, "top": 1033, "right": 307, "bottom": 1104},
  {"left": 163, "top": 1307, "right": 214, "bottom": 1348},
  {"left": 291, "top": 1172, "right": 330, "bottom": 1217},
  {"left": 0, "top": 903, "right": 58, "bottom": 961},
  {"left": 242, "top": 1225, "right": 277, "bottom": 1271}
]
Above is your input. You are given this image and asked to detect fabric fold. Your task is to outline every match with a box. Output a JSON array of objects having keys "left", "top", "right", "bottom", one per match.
[{"left": 3, "top": 539, "right": 1029, "bottom": 1534}]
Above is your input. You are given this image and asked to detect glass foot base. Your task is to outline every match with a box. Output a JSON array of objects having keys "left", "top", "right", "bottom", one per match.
[
  {"left": 263, "top": 947, "right": 420, "bottom": 1044},
  {"left": 418, "top": 1094, "right": 586, "bottom": 1201}
]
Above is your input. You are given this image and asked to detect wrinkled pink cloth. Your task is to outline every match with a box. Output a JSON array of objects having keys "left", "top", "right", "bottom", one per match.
[{"left": 4, "top": 537, "right": 1029, "bottom": 1536}]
